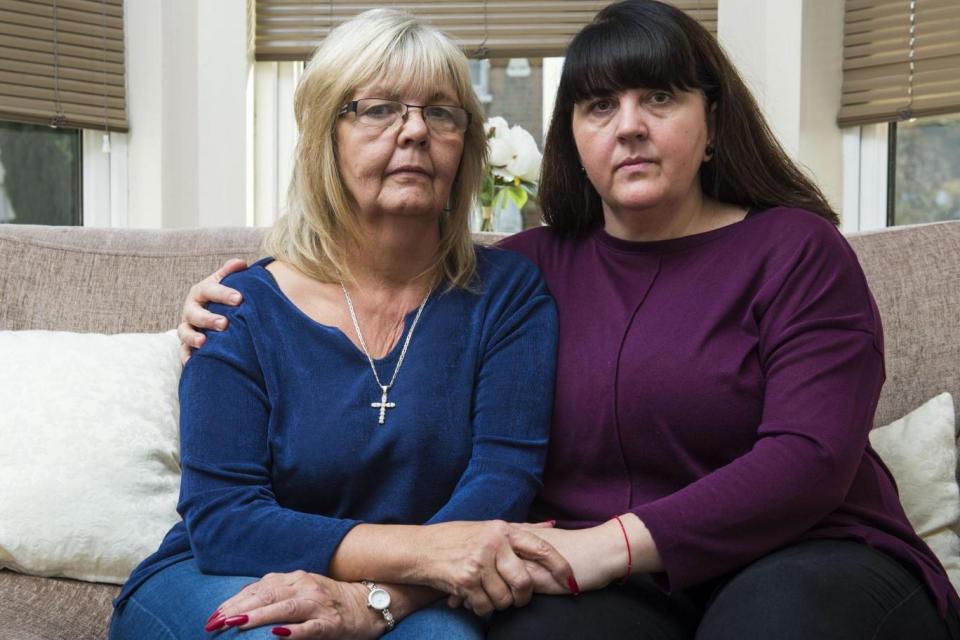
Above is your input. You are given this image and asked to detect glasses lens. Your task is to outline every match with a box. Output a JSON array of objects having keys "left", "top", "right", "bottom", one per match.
[
  {"left": 424, "top": 106, "right": 468, "bottom": 134},
  {"left": 355, "top": 99, "right": 404, "bottom": 127}
]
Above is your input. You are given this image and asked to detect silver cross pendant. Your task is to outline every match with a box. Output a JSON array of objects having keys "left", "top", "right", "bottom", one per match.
[{"left": 370, "top": 385, "right": 396, "bottom": 425}]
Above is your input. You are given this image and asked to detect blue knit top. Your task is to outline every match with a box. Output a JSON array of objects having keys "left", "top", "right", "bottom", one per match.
[{"left": 116, "top": 247, "right": 557, "bottom": 606}]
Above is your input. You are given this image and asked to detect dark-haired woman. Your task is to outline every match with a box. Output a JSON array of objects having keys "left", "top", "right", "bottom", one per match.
[
  {"left": 486, "top": 1, "right": 960, "bottom": 638},
  {"left": 179, "top": 1, "right": 959, "bottom": 637}
]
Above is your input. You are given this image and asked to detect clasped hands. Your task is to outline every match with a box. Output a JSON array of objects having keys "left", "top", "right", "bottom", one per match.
[{"left": 203, "top": 519, "right": 595, "bottom": 638}]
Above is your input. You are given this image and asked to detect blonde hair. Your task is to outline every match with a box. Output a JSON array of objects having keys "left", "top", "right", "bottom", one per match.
[{"left": 264, "top": 8, "right": 486, "bottom": 289}]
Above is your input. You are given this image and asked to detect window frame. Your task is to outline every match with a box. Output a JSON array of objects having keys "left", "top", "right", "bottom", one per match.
[
  {"left": 842, "top": 123, "right": 890, "bottom": 233},
  {"left": 82, "top": 130, "right": 128, "bottom": 228}
]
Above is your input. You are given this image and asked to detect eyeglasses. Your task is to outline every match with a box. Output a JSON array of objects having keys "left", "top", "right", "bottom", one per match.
[{"left": 339, "top": 98, "right": 471, "bottom": 135}]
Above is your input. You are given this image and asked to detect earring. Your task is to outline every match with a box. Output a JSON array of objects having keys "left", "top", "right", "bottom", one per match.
[{"left": 705, "top": 143, "right": 715, "bottom": 158}]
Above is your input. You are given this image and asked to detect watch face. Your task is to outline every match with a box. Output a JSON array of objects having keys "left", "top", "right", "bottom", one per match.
[{"left": 369, "top": 588, "right": 391, "bottom": 610}]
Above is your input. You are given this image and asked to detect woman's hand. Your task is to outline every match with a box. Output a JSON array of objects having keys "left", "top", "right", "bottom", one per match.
[
  {"left": 205, "top": 570, "right": 384, "bottom": 639},
  {"left": 511, "top": 524, "right": 621, "bottom": 592},
  {"left": 411, "top": 520, "right": 574, "bottom": 615},
  {"left": 513, "top": 515, "right": 662, "bottom": 593},
  {"left": 177, "top": 258, "right": 247, "bottom": 363}
]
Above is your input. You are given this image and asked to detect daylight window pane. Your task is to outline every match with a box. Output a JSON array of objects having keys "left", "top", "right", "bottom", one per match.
[
  {"left": 0, "top": 122, "right": 82, "bottom": 226},
  {"left": 893, "top": 114, "right": 960, "bottom": 226},
  {"left": 469, "top": 57, "right": 557, "bottom": 231}
]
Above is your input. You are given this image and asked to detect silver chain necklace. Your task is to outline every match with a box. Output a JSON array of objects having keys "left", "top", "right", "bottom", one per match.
[{"left": 340, "top": 281, "right": 431, "bottom": 425}]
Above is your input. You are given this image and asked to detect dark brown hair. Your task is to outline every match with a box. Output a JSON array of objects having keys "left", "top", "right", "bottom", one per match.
[{"left": 540, "top": 0, "right": 838, "bottom": 236}]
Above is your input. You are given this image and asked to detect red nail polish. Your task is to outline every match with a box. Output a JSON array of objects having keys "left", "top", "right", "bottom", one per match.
[
  {"left": 205, "top": 610, "right": 221, "bottom": 625},
  {"left": 567, "top": 575, "right": 581, "bottom": 596},
  {"left": 272, "top": 627, "right": 292, "bottom": 637},
  {"left": 204, "top": 615, "right": 226, "bottom": 632},
  {"left": 224, "top": 614, "right": 249, "bottom": 627}
]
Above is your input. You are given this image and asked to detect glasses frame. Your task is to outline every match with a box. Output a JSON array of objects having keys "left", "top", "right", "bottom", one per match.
[{"left": 339, "top": 98, "right": 472, "bottom": 134}]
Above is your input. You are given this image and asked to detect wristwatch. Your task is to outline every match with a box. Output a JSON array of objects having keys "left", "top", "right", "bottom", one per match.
[{"left": 362, "top": 580, "right": 396, "bottom": 631}]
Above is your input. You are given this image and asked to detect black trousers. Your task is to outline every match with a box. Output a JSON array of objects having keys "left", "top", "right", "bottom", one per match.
[{"left": 489, "top": 540, "right": 960, "bottom": 640}]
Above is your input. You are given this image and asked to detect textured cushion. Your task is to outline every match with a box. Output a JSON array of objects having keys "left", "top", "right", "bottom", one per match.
[
  {"left": 869, "top": 393, "right": 960, "bottom": 590},
  {"left": 847, "top": 221, "right": 960, "bottom": 428},
  {"left": 0, "top": 226, "right": 504, "bottom": 335},
  {"left": 0, "top": 330, "right": 182, "bottom": 584},
  {"left": 0, "top": 225, "right": 267, "bottom": 334},
  {"left": 0, "top": 570, "right": 118, "bottom": 640}
]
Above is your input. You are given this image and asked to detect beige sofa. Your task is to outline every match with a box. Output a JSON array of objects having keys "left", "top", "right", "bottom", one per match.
[{"left": 1, "top": 221, "right": 958, "bottom": 640}]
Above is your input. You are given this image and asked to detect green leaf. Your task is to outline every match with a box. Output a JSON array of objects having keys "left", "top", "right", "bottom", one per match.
[
  {"left": 508, "top": 186, "right": 529, "bottom": 209},
  {"left": 493, "top": 185, "right": 528, "bottom": 210}
]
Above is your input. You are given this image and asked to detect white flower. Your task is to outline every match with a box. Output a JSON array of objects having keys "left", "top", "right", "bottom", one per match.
[
  {"left": 488, "top": 137, "right": 514, "bottom": 169},
  {"left": 505, "top": 125, "right": 541, "bottom": 183},
  {"left": 484, "top": 116, "right": 510, "bottom": 139},
  {"left": 484, "top": 117, "right": 541, "bottom": 184},
  {"left": 485, "top": 117, "right": 514, "bottom": 171}
]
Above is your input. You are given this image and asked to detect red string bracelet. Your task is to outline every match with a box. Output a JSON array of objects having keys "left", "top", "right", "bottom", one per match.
[{"left": 613, "top": 515, "right": 632, "bottom": 585}]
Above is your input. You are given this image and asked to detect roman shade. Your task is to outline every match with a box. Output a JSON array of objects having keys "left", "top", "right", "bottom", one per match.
[
  {"left": 0, "top": 0, "right": 127, "bottom": 132},
  {"left": 254, "top": 0, "right": 718, "bottom": 61},
  {"left": 839, "top": 0, "right": 960, "bottom": 127}
]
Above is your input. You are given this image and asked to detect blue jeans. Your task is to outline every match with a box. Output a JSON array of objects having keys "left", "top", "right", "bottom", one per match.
[{"left": 110, "top": 558, "right": 485, "bottom": 640}]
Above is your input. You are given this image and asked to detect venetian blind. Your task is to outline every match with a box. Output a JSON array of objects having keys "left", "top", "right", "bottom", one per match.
[
  {"left": 254, "top": 1, "right": 718, "bottom": 61},
  {"left": 0, "top": 0, "right": 127, "bottom": 132},
  {"left": 839, "top": 0, "right": 960, "bottom": 127}
]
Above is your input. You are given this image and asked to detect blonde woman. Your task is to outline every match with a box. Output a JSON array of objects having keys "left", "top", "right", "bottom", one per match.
[{"left": 110, "top": 10, "right": 570, "bottom": 640}]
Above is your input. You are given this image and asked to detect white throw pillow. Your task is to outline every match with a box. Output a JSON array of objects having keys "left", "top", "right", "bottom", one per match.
[
  {"left": 0, "top": 330, "right": 182, "bottom": 584},
  {"left": 869, "top": 392, "right": 960, "bottom": 591}
]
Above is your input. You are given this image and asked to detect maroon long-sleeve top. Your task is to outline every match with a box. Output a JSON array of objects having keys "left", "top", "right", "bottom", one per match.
[{"left": 500, "top": 206, "right": 957, "bottom": 615}]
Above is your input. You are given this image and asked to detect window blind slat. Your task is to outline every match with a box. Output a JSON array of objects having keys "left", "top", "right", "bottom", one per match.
[
  {"left": 845, "top": 76, "right": 960, "bottom": 104},
  {"left": 3, "top": 0, "right": 121, "bottom": 26},
  {"left": 0, "top": 0, "right": 127, "bottom": 132},
  {"left": 0, "top": 33, "right": 124, "bottom": 64},
  {"left": 845, "top": 0, "right": 954, "bottom": 21},
  {"left": 838, "top": 0, "right": 960, "bottom": 127},
  {"left": 0, "top": 21, "right": 124, "bottom": 53},
  {"left": 0, "top": 48, "right": 125, "bottom": 77},
  {"left": 0, "top": 69, "right": 124, "bottom": 97},
  {"left": 0, "top": 8, "right": 123, "bottom": 37},
  {"left": 838, "top": 93, "right": 960, "bottom": 126},
  {"left": 844, "top": 59, "right": 958, "bottom": 90},
  {"left": 0, "top": 95, "right": 127, "bottom": 130},
  {"left": 0, "top": 82, "right": 125, "bottom": 109},
  {"left": 0, "top": 57, "right": 123, "bottom": 87},
  {"left": 844, "top": 37, "right": 960, "bottom": 68},
  {"left": 844, "top": 5, "right": 960, "bottom": 45},
  {"left": 254, "top": 0, "right": 717, "bottom": 61}
]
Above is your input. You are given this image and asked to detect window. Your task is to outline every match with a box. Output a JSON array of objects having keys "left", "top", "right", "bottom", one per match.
[
  {"left": 482, "top": 58, "right": 544, "bottom": 143},
  {"left": 468, "top": 59, "right": 492, "bottom": 104},
  {"left": 467, "top": 57, "right": 564, "bottom": 231},
  {"left": 839, "top": 1, "right": 960, "bottom": 231},
  {"left": 0, "top": 122, "right": 81, "bottom": 226},
  {"left": 891, "top": 114, "right": 960, "bottom": 226}
]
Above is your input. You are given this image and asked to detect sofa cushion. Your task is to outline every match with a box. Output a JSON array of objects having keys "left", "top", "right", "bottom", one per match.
[
  {"left": 0, "top": 570, "right": 118, "bottom": 640},
  {"left": 0, "top": 330, "right": 182, "bottom": 584},
  {"left": 869, "top": 393, "right": 960, "bottom": 590},
  {"left": 0, "top": 225, "right": 267, "bottom": 334},
  {"left": 847, "top": 221, "right": 960, "bottom": 429}
]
